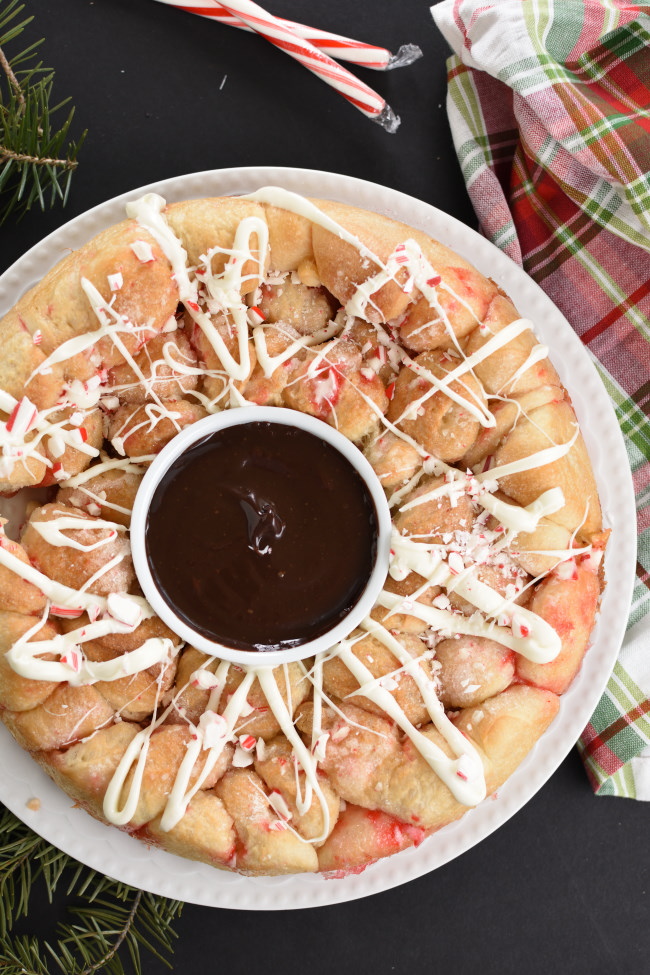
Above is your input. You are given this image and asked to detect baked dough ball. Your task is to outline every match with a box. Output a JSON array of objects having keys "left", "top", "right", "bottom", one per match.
[
  {"left": 56, "top": 466, "right": 143, "bottom": 527},
  {"left": 387, "top": 350, "right": 487, "bottom": 462},
  {"left": 108, "top": 328, "right": 199, "bottom": 404},
  {"left": 435, "top": 636, "right": 515, "bottom": 708},
  {"left": 322, "top": 630, "right": 435, "bottom": 726},
  {"left": 0, "top": 529, "right": 47, "bottom": 615},
  {"left": 283, "top": 337, "right": 388, "bottom": 442},
  {"left": 0, "top": 613, "right": 59, "bottom": 711},
  {"left": 258, "top": 279, "right": 337, "bottom": 336},
  {"left": 393, "top": 474, "right": 474, "bottom": 543},
  {"left": 107, "top": 399, "right": 208, "bottom": 456},
  {"left": 21, "top": 502, "right": 135, "bottom": 596},
  {"left": 364, "top": 431, "right": 422, "bottom": 491}
]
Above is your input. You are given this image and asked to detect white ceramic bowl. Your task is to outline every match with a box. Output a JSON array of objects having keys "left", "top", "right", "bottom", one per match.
[{"left": 130, "top": 405, "right": 392, "bottom": 666}]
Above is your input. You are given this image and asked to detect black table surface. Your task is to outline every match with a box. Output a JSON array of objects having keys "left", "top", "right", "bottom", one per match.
[{"left": 1, "top": 2, "right": 648, "bottom": 973}]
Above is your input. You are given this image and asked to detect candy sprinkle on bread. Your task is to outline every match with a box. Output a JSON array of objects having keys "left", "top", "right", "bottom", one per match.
[{"left": 0, "top": 187, "right": 607, "bottom": 877}]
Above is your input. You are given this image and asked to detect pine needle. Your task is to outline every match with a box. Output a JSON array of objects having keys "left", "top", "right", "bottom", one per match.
[
  {"left": 0, "top": 804, "right": 183, "bottom": 974},
  {"left": 0, "top": 0, "right": 86, "bottom": 223}
]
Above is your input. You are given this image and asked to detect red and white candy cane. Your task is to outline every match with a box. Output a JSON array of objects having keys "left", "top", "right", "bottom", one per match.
[
  {"left": 5, "top": 397, "right": 38, "bottom": 438},
  {"left": 213, "top": 0, "right": 400, "bottom": 131},
  {"left": 153, "top": 0, "right": 422, "bottom": 70}
]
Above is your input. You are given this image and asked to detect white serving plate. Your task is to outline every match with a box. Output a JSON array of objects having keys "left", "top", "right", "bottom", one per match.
[{"left": 0, "top": 166, "right": 637, "bottom": 910}]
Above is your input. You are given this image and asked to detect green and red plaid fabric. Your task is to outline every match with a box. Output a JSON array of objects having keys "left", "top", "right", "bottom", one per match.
[{"left": 432, "top": 0, "right": 650, "bottom": 798}]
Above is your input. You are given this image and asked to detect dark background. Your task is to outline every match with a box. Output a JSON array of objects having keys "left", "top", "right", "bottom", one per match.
[{"left": 1, "top": 2, "right": 648, "bottom": 973}]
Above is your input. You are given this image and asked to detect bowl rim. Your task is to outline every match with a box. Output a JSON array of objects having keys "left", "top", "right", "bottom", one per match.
[{"left": 130, "top": 405, "right": 393, "bottom": 666}]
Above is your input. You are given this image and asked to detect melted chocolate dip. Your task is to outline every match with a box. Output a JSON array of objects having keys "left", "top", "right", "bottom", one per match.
[{"left": 146, "top": 421, "right": 379, "bottom": 652}]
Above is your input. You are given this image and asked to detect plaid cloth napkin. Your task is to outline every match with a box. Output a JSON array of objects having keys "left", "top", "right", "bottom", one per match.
[{"left": 431, "top": 0, "right": 650, "bottom": 799}]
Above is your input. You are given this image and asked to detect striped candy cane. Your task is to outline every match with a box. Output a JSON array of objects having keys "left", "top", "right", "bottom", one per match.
[
  {"left": 215, "top": 0, "right": 400, "bottom": 130},
  {"left": 153, "top": 0, "right": 422, "bottom": 70}
]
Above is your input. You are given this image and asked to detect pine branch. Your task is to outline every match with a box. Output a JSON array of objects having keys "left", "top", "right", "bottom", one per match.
[
  {"left": 0, "top": 805, "right": 183, "bottom": 975},
  {"left": 0, "top": 0, "right": 86, "bottom": 223}
]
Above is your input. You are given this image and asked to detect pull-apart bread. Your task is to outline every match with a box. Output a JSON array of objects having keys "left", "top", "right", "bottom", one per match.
[{"left": 0, "top": 188, "right": 607, "bottom": 877}]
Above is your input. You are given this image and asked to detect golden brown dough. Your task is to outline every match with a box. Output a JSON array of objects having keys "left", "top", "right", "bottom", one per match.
[
  {"left": 254, "top": 736, "right": 340, "bottom": 845},
  {"left": 21, "top": 502, "right": 135, "bottom": 596},
  {"left": 317, "top": 804, "right": 427, "bottom": 876},
  {"left": 56, "top": 466, "right": 144, "bottom": 527},
  {"left": 0, "top": 613, "right": 58, "bottom": 711},
  {"left": 120, "top": 725, "right": 231, "bottom": 829},
  {"left": 387, "top": 350, "right": 486, "bottom": 462},
  {"left": 165, "top": 198, "right": 267, "bottom": 294},
  {"left": 108, "top": 329, "right": 199, "bottom": 404},
  {"left": 35, "top": 721, "right": 141, "bottom": 819},
  {"left": 516, "top": 561, "right": 601, "bottom": 694},
  {"left": 3, "top": 684, "right": 114, "bottom": 751},
  {"left": 216, "top": 768, "right": 319, "bottom": 875},
  {"left": 493, "top": 398, "right": 602, "bottom": 539},
  {"left": 322, "top": 631, "right": 434, "bottom": 726},
  {"left": 143, "top": 789, "right": 236, "bottom": 867},
  {"left": 107, "top": 399, "right": 208, "bottom": 456},
  {"left": 11, "top": 221, "right": 179, "bottom": 357},
  {"left": 0, "top": 530, "right": 48, "bottom": 615}
]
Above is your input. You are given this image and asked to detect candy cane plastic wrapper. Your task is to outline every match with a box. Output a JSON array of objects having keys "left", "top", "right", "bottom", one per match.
[{"left": 154, "top": 0, "right": 422, "bottom": 70}]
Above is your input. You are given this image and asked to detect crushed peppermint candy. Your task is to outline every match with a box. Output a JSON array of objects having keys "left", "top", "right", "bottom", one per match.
[
  {"left": 47, "top": 434, "right": 66, "bottom": 459},
  {"left": 379, "top": 674, "right": 399, "bottom": 691},
  {"left": 106, "top": 593, "right": 142, "bottom": 628},
  {"left": 267, "top": 819, "right": 289, "bottom": 832},
  {"left": 108, "top": 272, "right": 124, "bottom": 292},
  {"left": 68, "top": 427, "right": 88, "bottom": 445},
  {"left": 5, "top": 397, "right": 38, "bottom": 438},
  {"left": 247, "top": 306, "right": 265, "bottom": 326},
  {"left": 232, "top": 744, "right": 255, "bottom": 767},
  {"left": 554, "top": 557, "right": 578, "bottom": 581},
  {"left": 99, "top": 395, "right": 120, "bottom": 412},
  {"left": 198, "top": 710, "right": 228, "bottom": 749},
  {"left": 312, "top": 732, "right": 329, "bottom": 762},
  {"left": 68, "top": 377, "right": 102, "bottom": 410},
  {"left": 191, "top": 668, "right": 221, "bottom": 690},
  {"left": 331, "top": 724, "right": 350, "bottom": 743},
  {"left": 130, "top": 240, "right": 155, "bottom": 263},
  {"left": 511, "top": 614, "right": 531, "bottom": 640},
  {"left": 52, "top": 463, "right": 70, "bottom": 481},
  {"left": 60, "top": 647, "right": 82, "bottom": 672},
  {"left": 50, "top": 604, "right": 84, "bottom": 619},
  {"left": 268, "top": 790, "right": 292, "bottom": 821},
  {"left": 581, "top": 549, "right": 603, "bottom": 573},
  {"left": 447, "top": 551, "right": 465, "bottom": 575}
]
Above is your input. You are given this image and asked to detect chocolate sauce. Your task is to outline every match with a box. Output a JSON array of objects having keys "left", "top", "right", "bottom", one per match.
[{"left": 145, "top": 421, "right": 379, "bottom": 652}]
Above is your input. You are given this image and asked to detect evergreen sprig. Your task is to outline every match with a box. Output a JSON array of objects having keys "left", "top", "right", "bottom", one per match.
[
  {"left": 0, "top": 804, "right": 183, "bottom": 975},
  {"left": 0, "top": 0, "right": 86, "bottom": 223}
]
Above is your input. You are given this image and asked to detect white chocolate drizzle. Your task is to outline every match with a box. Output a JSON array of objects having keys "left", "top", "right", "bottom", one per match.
[
  {"left": 0, "top": 187, "right": 601, "bottom": 863},
  {"left": 340, "top": 621, "right": 485, "bottom": 805}
]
